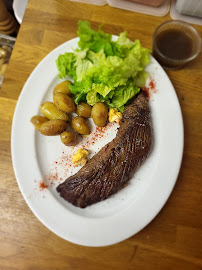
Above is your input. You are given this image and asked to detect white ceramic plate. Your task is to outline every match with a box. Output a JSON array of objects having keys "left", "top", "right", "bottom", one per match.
[
  {"left": 11, "top": 37, "right": 183, "bottom": 247},
  {"left": 13, "top": 0, "right": 28, "bottom": 24}
]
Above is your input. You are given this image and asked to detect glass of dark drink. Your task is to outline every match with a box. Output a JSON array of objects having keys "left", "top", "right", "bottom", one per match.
[{"left": 153, "top": 20, "right": 201, "bottom": 70}]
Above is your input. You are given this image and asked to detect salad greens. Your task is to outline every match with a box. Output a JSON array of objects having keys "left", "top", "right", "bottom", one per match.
[{"left": 56, "top": 20, "right": 150, "bottom": 112}]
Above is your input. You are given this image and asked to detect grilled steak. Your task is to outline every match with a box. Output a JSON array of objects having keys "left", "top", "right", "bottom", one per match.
[{"left": 57, "top": 91, "right": 153, "bottom": 208}]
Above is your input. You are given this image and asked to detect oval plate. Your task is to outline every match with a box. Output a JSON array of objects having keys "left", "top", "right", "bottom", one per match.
[{"left": 11, "top": 37, "right": 183, "bottom": 247}]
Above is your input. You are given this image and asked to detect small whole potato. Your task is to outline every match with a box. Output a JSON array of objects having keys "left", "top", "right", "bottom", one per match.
[
  {"left": 53, "top": 92, "right": 76, "bottom": 113},
  {"left": 41, "top": 102, "right": 69, "bottom": 121},
  {"left": 53, "top": 81, "right": 72, "bottom": 96},
  {"left": 71, "top": 116, "right": 90, "bottom": 135},
  {"left": 40, "top": 119, "right": 67, "bottom": 136},
  {"left": 76, "top": 102, "right": 92, "bottom": 118},
  {"left": 60, "top": 131, "right": 77, "bottom": 146},
  {"left": 91, "top": 103, "right": 108, "bottom": 127},
  {"left": 30, "top": 115, "right": 49, "bottom": 130}
]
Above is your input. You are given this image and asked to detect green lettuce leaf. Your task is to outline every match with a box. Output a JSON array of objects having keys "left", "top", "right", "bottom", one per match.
[
  {"left": 110, "top": 80, "right": 140, "bottom": 110},
  {"left": 77, "top": 20, "right": 124, "bottom": 57},
  {"left": 86, "top": 90, "right": 100, "bottom": 106},
  {"left": 56, "top": 20, "right": 151, "bottom": 110},
  {"left": 56, "top": 52, "right": 76, "bottom": 79},
  {"left": 69, "top": 77, "right": 92, "bottom": 95},
  {"left": 135, "top": 70, "right": 150, "bottom": 87},
  {"left": 117, "top": 31, "right": 133, "bottom": 49}
]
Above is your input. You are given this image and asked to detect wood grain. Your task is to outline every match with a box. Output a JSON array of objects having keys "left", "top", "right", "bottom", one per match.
[{"left": 0, "top": 0, "right": 202, "bottom": 269}]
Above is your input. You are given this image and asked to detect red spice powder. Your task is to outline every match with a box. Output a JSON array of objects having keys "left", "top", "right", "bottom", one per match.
[
  {"left": 142, "top": 78, "right": 157, "bottom": 98},
  {"left": 142, "top": 86, "right": 150, "bottom": 98},
  {"left": 82, "top": 123, "right": 113, "bottom": 148},
  {"left": 39, "top": 181, "right": 48, "bottom": 190},
  {"left": 47, "top": 153, "right": 75, "bottom": 186}
]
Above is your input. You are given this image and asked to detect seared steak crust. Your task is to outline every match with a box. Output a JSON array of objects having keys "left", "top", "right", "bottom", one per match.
[{"left": 57, "top": 92, "right": 153, "bottom": 208}]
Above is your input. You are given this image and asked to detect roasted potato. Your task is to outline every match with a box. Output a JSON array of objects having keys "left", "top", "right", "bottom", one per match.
[
  {"left": 53, "top": 92, "right": 76, "bottom": 113},
  {"left": 71, "top": 116, "right": 90, "bottom": 135},
  {"left": 60, "top": 131, "right": 77, "bottom": 146},
  {"left": 30, "top": 115, "right": 49, "bottom": 130},
  {"left": 40, "top": 102, "right": 69, "bottom": 121},
  {"left": 91, "top": 103, "right": 108, "bottom": 127},
  {"left": 76, "top": 102, "right": 92, "bottom": 118},
  {"left": 40, "top": 119, "right": 67, "bottom": 136},
  {"left": 53, "top": 81, "right": 72, "bottom": 96}
]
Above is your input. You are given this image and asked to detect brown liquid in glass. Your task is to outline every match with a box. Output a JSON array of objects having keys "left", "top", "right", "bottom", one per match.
[{"left": 155, "top": 29, "right": 193, "bottom": 60}]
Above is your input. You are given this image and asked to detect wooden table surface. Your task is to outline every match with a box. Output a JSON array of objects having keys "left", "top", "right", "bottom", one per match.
[{"left": 0, "top": 0, "right": 202, "bottom": 269}]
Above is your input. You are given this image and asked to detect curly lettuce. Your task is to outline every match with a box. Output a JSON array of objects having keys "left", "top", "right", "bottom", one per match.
[{"left": 56, "top": 20, "right": 151, "bottom": 111}]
